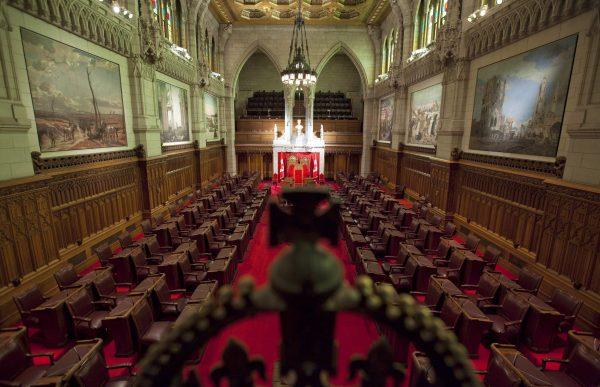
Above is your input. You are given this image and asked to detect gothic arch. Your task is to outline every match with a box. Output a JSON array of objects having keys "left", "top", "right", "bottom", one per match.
[
  {"left": 230, "top": 42, "right": 282, "bottom": 93},
  {"left": 315, "top": 42, "right": 368, "bottom": 92}
]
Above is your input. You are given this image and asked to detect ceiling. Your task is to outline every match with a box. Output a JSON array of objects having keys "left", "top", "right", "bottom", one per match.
[{"left": 210, "top": 0, "right": 390, "bottom": 26}]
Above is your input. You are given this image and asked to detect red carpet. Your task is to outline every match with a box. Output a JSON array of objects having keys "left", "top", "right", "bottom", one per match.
[{"left": 196, "top": 184, "right": 381, "bottom": 385}]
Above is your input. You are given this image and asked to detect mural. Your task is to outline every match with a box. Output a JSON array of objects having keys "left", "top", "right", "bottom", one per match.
[
  {"left": 469, "top": 35, "right": 577, "bottom": 157},
  {"left": 157, "top": 80, "right": 190, "bottom": 144},
  {"left": 408, "top": 83, "right": 442, "bottom": 146},
  {"left": 378, "top": 95, "right": 394, "bottom": 142},
  {"left": 204, "top": 92, "right": 219, "bottom": 139},
  {"left": 21, "top": 29, "right": 126, "bottom": 152}
]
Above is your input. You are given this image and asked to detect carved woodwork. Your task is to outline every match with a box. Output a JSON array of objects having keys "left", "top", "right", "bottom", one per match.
[
  {"left": 200, "top": 144, "right": 227, "bottom": 188},
  {"left": 459, "top": 152, "right": 565, "bottom": 178},
  {"left": 371, "top": 146, "right": 400, "bottom": 187}
]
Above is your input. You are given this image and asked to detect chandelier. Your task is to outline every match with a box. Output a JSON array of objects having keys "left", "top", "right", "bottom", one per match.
[{"left": 281, "top": 0, "right": 317, "bottom": 86}]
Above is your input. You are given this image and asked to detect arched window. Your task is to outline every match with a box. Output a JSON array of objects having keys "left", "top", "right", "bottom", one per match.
[
  {"left": 413, "top": 0, "right": 448, "bottom": 50},
  {"left": 381, "top": 36, "right": 388, "bottom": 74},
  {"left": 196, "top": 24, "right": 202, "bottom": 60},
  {"left": 204, "top": 29, "right": 210, "bottom": 68},
  {"left": 211, "top": 36, "right": 216, "bottom": 72},
  {"left": 149, "top": 0, "right": 184, "bottom": 47},
  {"left": 388, "top": 29, "right": 395, "bottom": 71}
]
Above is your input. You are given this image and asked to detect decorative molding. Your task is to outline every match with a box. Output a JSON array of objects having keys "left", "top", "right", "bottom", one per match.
[
  {"left": 400, "top": 48, "right": 444, "bottom": 86},
  {"left": 155, "top": 41, "right": 197, "bottom": 84},
  {"left": 464, "top": 0, "right": 599, "bottom": 60},
  {"left": 8, "top": 0, "right": 134, "bottom": 57},
  {"left": 403, "top": 144, "right": 436, "bottom": 155},
  {"left": 31, "top": 145, "right": 144, "bottom": 174},
  {"left": 458, "top": 151, "right": 566, "bottom": 178},
  {"left": 162, "top": 141, "right": 198, "bottom": 153}
]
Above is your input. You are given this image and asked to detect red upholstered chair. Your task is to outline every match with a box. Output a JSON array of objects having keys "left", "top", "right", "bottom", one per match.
[
  {"left": 151, "top": 276, "right": 187, "bottom": 318},
  {"left": 131, "top": 298, "right": 173, "bottom": 353},
  {"left": 144, "top": 235, "right": 171, "bottom": 264},
  {"left": 91, "top": 269, "right": 131, "bottom": 307},
  {"left": 482, "top": 245, "right": 502, "bottom": 271},
  {"left": 437, "top": 297, "right": 462, "bottom": 331},
  {"left": 425, "top": 239, "right": 453, "bottom": 262},
  {"left": 94, "top": 243, "right": 113, "bottom": 267},
  {"left": 389, "top": 256, "right": 420, "bottom": 294},
  {"left": 131, "top": 247, "right": 159, "bottom": 283},
  {"left": 435, "top": 251, "right": 464, "bottom": 285},
  {"left": 13, "top": 285, "right": 47, "bottom": 329},
  {"left": 429, "top": 214, "right": 442, "bottom": 228},
  {"left": 178, "top": 258, "right": 209, "bottom": 291},
  {"left": 463, "top": 271, "right": 500, "bottom": 309},
  {"left": 118, "top": 230, "right": 138, "bottom": 249},
  {"left": 0, "top": 339, "right": 54, "bottom": 386},
  {"left": 441, "top": 222, "right": 457, "bottom": 239},
  {"left": 406, "top": 226, "right": 430, "bottom": 250},
  {"left": 141, "top": 219, "right": 156, "bottom": 236},
  {"left": 516, "top": 267, "right": 543, "bottom": 294},
  {"left": 53, "top": 264, "right": 82, "bottom": 290},
  {"left": 483, "top": 292, "right": 529, "bottom": 345},
  {"left": 541, "top": 343, "right": 600, "bottom": 387},
  {"left": 546, "top": 289, "right": 582, "bottom": 333},
  {"left": 464, "top": 233, "right": 481, "bottom": 252},
  {"left": 483, "top": 352, "right": 521, "bottom": 386},
  {"left": 273, "top": 173, "right": 279, "bottom": 184},
  {"left": 73, "top": 345, "right": 135, "bottom": 386},
  {"left": 66, "top": 288, "right": 110, "bottom": 339}
]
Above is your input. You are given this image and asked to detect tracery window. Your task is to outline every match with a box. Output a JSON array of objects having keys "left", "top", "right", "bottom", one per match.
[
  {"left": 150, "top": 0, "right": 184, "bottom": 47},
  {"left": 413, "top": 0, "right": 448, "bottom": 50},
  {"left": 381, "top": 36, "right": 388, "bottom": 74},
  {"left": 211, "top": 37, "right": 217, "bottom": 72}
]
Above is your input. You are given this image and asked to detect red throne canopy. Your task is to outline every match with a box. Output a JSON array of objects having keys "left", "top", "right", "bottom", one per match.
[{"left": 278, "top": 152, "right": 319, "bottom": 182}]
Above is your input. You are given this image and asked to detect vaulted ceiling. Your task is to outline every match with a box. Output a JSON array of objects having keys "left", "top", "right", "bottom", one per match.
[{"left": 209, "top": 0, "right": 390, "bottom": 26}]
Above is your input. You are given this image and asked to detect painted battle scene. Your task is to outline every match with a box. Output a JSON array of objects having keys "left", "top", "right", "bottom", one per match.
[
  {"left": 408, "top": 83, "right": 442, "bottom": 146},
  {"left": 204, "top": 92, "right": 219, "bottom": 139},
  {"left": 469, "top": 35, "right": 577, "bottom": 157},
  {"left": 378, "top": 95, "right": 393, "bottom": 142},
  {"left": 21, "top": 29, "right": 126, "bottom": 152},
  {"left": 157, "top": 80, "right": 190, "bottom": 144}
]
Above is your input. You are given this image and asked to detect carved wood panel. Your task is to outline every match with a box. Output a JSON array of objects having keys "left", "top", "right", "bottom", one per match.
[
  {"left": 0, "top": 179, "right": 58, "bottom": 287},
  {"left": 49, "top": 161, "right": 142, "bottom": 250},
  {"left": 371, "top": 147, "right": 400, "bottom": 186},
  {"left": 200, "top": 145, "right": 226, "bottom": 187},
  {"left": 164, "top": 151, "right": 196, "bottom": 199},
  {"left": 455, "top": 166, "right": 545, "bottom": 254},
  {"left": 401, "top": 153, "right": 432, "bottom": 199},
  {"left": 538, "top": 185, "right": 600, "bottom": 292}
]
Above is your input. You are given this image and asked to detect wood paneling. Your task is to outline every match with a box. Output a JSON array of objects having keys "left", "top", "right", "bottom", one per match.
[
  {"left": 236, "top": 152, "right": 272, "bottom": 180},
  {"left": 0, "top": 144, "right": 227, "bottom": 326},
  {"left": 371, "top": 146, "right": 400, "bottom": 187},
  {"left": 371, "top": 146, "right": 600, "bottom": 330}
]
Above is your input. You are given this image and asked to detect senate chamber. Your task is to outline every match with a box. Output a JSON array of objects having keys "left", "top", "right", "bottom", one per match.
[{"left": 0, "top": 0, "right": 599, "bottom": 386}]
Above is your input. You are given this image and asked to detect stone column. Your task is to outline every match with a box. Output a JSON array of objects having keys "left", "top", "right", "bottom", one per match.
[
  {"left": 368, "top": 25, "right": 382, "bottom": 77},
  {"left": 360, "top": 93, "right": 377, "bottom": 176},
  {"left": 223, "top": 91, "right": 237, "bottom": 174},
  {"left": 392, "top": 86, "right": 408, "bottom": 150},
  {"left": 0, "top": 6, "right": 33, "bottom": 180},
  {"left": 283, "top": 84, "right": 296, "bottom": 142},
  {"left": 302, "top": 84, "right": 315, "bottom": 143},
  {"left": 437, "top": 59, "right": 469, "bottom": 160}
]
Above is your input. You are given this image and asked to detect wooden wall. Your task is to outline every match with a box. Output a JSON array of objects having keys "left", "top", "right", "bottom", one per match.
[
  {"left": 0, "top": 144, "right": 226, "bottom": 325},
  {"left": 372, "top": 147, "right": 600, "bottom": 331}
]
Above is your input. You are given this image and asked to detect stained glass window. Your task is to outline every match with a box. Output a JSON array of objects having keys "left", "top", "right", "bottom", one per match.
[
  {"left": 149, "top": 0, "right": 183, "bottom": 47},
  {"left": 413, "top": 0, "right": 448, "bottom": 50}
]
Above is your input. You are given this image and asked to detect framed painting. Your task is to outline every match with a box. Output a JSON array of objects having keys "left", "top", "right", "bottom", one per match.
[
  {"left": 378, "top": 94, "right": 394, "bottom": 143},
  {"left": 157, "top": 80, "right": 190, "bottom": 144},
  {"left": 407, "top": 83, "right": 442, "bottom": 147},
  {"left": 204, "top": 92, "right": 219, "bottom": 139},
  {"left": 21, "top": 29, "right": 126, "bottom": 152},
  {"left": 469, "top": 34, "right": 577, "bottom": 157}
]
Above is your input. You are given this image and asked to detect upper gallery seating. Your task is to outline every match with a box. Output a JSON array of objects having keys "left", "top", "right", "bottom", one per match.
[
  {"left": 244, "top": 90, "right": 284, "bottom": 118},
  {"left": 333, "top": 172, "right": 598, "bottom": 385},
  {"left": 4, "top": 173, "right": 268, "bottom": 383},
  {"left": 314, "top": 91, "right": 354, "bottom": 119}
]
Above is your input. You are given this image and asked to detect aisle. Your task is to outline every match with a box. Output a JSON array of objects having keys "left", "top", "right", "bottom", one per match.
[{"left": 197, "top": 186, "right": 381, "bottom": 385}]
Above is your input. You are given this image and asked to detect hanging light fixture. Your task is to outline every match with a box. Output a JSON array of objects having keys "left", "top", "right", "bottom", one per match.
[{"left": 281, "top": 0, "right": 317, "bottom": 86}]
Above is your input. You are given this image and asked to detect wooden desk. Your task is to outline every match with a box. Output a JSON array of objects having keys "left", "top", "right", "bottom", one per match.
[
  {"left": 189, "top": 280, "right": 218, "bottom": 304},
  {"left": 424, "top": 276, "right": 463, "bottom": 311},
  {"left": 154, "top": 223, "right": 178, "bottom": 247},
  {"left": 453, "top": 297, "right": 493, "bottom": 357},
  {"left": 35, "top": 339, "right": 103, "bottom": 386},
  {"left": 130, "top": 274, "right": 165, "bottom": 296},
  {"left": 453, "top": 250, "right": 485, "bottom": 286},
  {"left": 516, "top": 291, "right": 564, "bottom": 352},
  {"left": 206, "top": 253, "right": 236, "bottom": 285},
  {"left": 490, "top": 344, "right": 552, "bottom": 385},
  {"left": 31, "top": 289, "right": 79, "bottom": 347},
  {"left": 564, "top": 330, "right": 599, "bottom": 363},
  {"left": 373, "top": 283, "right": 409, "bottom": 363},
  {"left": 102, "top": 296, "right": 145, "bottom": 356},
  {"left": 157, "top": 254, "right": 187, "bottom": 290}
]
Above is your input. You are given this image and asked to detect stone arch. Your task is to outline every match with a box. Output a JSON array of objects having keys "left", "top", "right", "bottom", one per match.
[
  {"left": 230, "top": 42, "right": 282, "bottom": 93},
  {"left": 315, "top": 42, "right": 368, "bottom": 92}
]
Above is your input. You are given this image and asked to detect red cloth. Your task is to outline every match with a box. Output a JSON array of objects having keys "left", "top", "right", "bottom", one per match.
[{"left": 278, "top": 152, "right": 319, "bottom": 179}]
